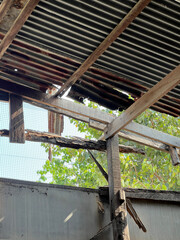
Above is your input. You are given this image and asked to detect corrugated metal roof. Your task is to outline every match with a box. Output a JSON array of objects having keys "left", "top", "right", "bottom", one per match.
[{"left": 0, "top": 0, "right": 179, "bottom": 116}]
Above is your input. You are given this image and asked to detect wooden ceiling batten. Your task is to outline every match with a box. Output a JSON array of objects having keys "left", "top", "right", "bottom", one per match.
[{"left": 50, "top": 0, "right": 152, "bottom": 98}]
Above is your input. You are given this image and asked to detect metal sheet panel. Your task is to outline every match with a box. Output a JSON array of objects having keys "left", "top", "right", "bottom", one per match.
[
  {"left": 0, "top": 179, "right": 180, "bottom": 240},
  {"left": 0, "top": 0, "right": 179, "bottom": 116}
]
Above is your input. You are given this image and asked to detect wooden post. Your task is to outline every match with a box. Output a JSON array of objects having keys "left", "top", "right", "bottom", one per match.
[
  {"left": 9, "top": 94, "right": 25, "bottom": 143},
  {"left": 107, "top": 134, "right": 130, "bottom": 240}
]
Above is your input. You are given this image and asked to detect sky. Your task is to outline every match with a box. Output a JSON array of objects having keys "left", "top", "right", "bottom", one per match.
[{"left": 0, "top": 101, "right": 81, "bottom": 182}]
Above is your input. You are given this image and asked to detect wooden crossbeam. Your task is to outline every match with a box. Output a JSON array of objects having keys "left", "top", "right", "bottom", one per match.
[
  {"left": 0, "top": 79, "right": 179, "bottom": 156},
  {"left": 0, "top": 0, "right": 13, "bottom": 23},
  {"left": 9, "top": 94, "right": 25, "bottom": 143},
  {"left": 104, "top": 65, "right": 180, "bottom": 139},
  {"left": 0, "top": 129, "right": 145, "bottom": 154},
  {"left": 51, "top": 0, "right": 152, "bottom": 98},
  {"left": 0, "top": 0, "right": 40, "bottom": 59},
  {"left": 124, "top": 122, "right": 180, "bottom": 149}
]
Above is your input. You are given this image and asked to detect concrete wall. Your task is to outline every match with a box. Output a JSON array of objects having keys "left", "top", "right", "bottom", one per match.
[{"left": 0, "top": 178, "right": 179, "bottom": 240}]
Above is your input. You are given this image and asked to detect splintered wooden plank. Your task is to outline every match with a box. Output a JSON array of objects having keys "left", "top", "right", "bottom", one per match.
[
  {"left": 105, "top": 65, "right": 180, "bottom": 139},
  {"left": 107, "top": 134, "right": 130, "bottom": 240},
  {"left": 9, "top": 94, "right": 25, "bottom": 143},
  {"left": 0, "top": 129, "right": 145, "bottom": 154},
  {"left": 0, "top": 0, "right": 40, "bottom": 59},
  {"left": 0, "top": 0, "right": 13, "bottom": 23},
  {"left": 52, "top": 0, "right": 152, "bottom": 98}
]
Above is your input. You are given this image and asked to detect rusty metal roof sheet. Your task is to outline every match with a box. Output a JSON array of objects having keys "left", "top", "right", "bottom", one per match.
[{"left": 0, "top": 0, "right": 179, "bottom": 116}]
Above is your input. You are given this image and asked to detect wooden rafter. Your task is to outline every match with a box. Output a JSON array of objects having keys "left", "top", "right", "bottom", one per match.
[
  {"left": 0, "top": 0, "right": 40, "bottom": 59},
  {"left": 104, "top": 65, "right": 180, "bottom": 139},
  {"left": 0, "top": 0, "right": 13, "bottom": 23},
  {"left": 51, "top": 0, "right": 152, "bottom": 98},
  {"left": 0, "top": 79, "right": 179, "bottom": 157}
]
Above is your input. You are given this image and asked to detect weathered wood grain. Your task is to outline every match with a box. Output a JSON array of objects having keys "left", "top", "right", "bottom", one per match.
[
  {"left": 0, "top": 0, "right": 13, "bottom": 23},
  {"left": 9, "top": 94, "right": 25, "bottom": 143},
  {"left": 0, "top": 129, "right": 145, "bottom": 154},
  {"left": 0, "top": 0, "right": 40, "bottom": 59},
  {"left": 107, "top": 134, "right": 130, "bottom": 240},
  {"left": 169, "top": 146, "right": 180, "bottom": 166}
]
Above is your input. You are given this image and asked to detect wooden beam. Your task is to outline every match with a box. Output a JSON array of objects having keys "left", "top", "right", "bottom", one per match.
[
  {"left": 107, "top": 134, "right": 130, "bottom": 240},
  {"left": 105, "top": 65, "right": 180, "bottom": 139},
  {"left": 0, "top": 0, "right": 13, "bottom": 23},
  {"left": 123, "top": 121, "right": 180, "bottom": 149},
  {"left": 99, "top": 187, "right": 180, "bottom": 203},
  {"left": 9, "top": 94, "right": 25, "bottom": 143},
  {"left": 0, "top": 79, "right": 179, "bottom": 155},
  {"left": 0, "top": 129, "right": 145, "bottom": 154},
  {"left": 0, "top": 0, "right": 40, "bottom": 59},
  {"left": 89, "top": 120, "right": 180, "bottom": 156},
  {"left": 169, "top": 147, "right": 180, "bottom": 166},
  {"left": 51, "top": 0, "right": 152, "bottom": 98}
]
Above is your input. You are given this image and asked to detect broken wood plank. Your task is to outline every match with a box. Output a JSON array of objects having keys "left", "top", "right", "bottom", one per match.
[
  {"left": 9, "top": 94, "right": 25, "bottom": 143},
  {"left": 0, "top": 79, "right": 179, "bottom": 156},
  {"left": 107, "top": 134, "right": 130, "bottom": 240},
  {"left": 0, "top": 0, "right": 40, "bottom": 59},
  {"left": 126, "top": 198, "right": 146, "bottom": 232},
  {"left": 105, "top": 65, "right": 180, "bottom": 139},
  {"left": 0, "top": 129, "right": 145, "bottom": 154},
  {"left": 50, "top": 0, "right": 152, "bottom": 98},
  {"left": 0, "top": 0, "right": 13, "bottom": 23},
  {"left": 169, "top": 146, "right": 180, "bottom": 166}
]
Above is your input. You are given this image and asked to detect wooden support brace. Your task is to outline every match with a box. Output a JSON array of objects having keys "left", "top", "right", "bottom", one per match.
[
  {"left": 88, "top": 150, "right": 109, "bottom": 181},
  {"left": 107, "top": 134, "right": 130, "bottom": 240},
  {"left": 169, "top": 146, "right": 180, "bottom": 166},
  {"left": 105, "top": 65, "right": 180, "bottom": 139},
  {"left": 9, "top": 94, "right": 25, "bottom": 143}
]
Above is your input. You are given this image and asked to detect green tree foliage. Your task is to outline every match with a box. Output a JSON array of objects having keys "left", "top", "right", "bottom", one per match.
[{"left": 38, "top": 102, "right": 180, "bottom": 191}]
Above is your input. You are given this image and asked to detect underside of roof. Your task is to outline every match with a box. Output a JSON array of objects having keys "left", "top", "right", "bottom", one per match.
[{"left": 0, "top": 0, "right": 179, "bottom": 116}]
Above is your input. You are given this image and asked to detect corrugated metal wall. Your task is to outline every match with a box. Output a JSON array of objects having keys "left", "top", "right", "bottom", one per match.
[{"left": 0, "top": 179, "right": 179, "bottom": 240}]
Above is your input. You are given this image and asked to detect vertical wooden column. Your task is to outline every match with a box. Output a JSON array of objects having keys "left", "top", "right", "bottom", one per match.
[
  {"left": 9, "top": 94, "right": 25, "bottom": 143},
  {"left": 106, "top": 134, "right": 130, "bottom": 240}
]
